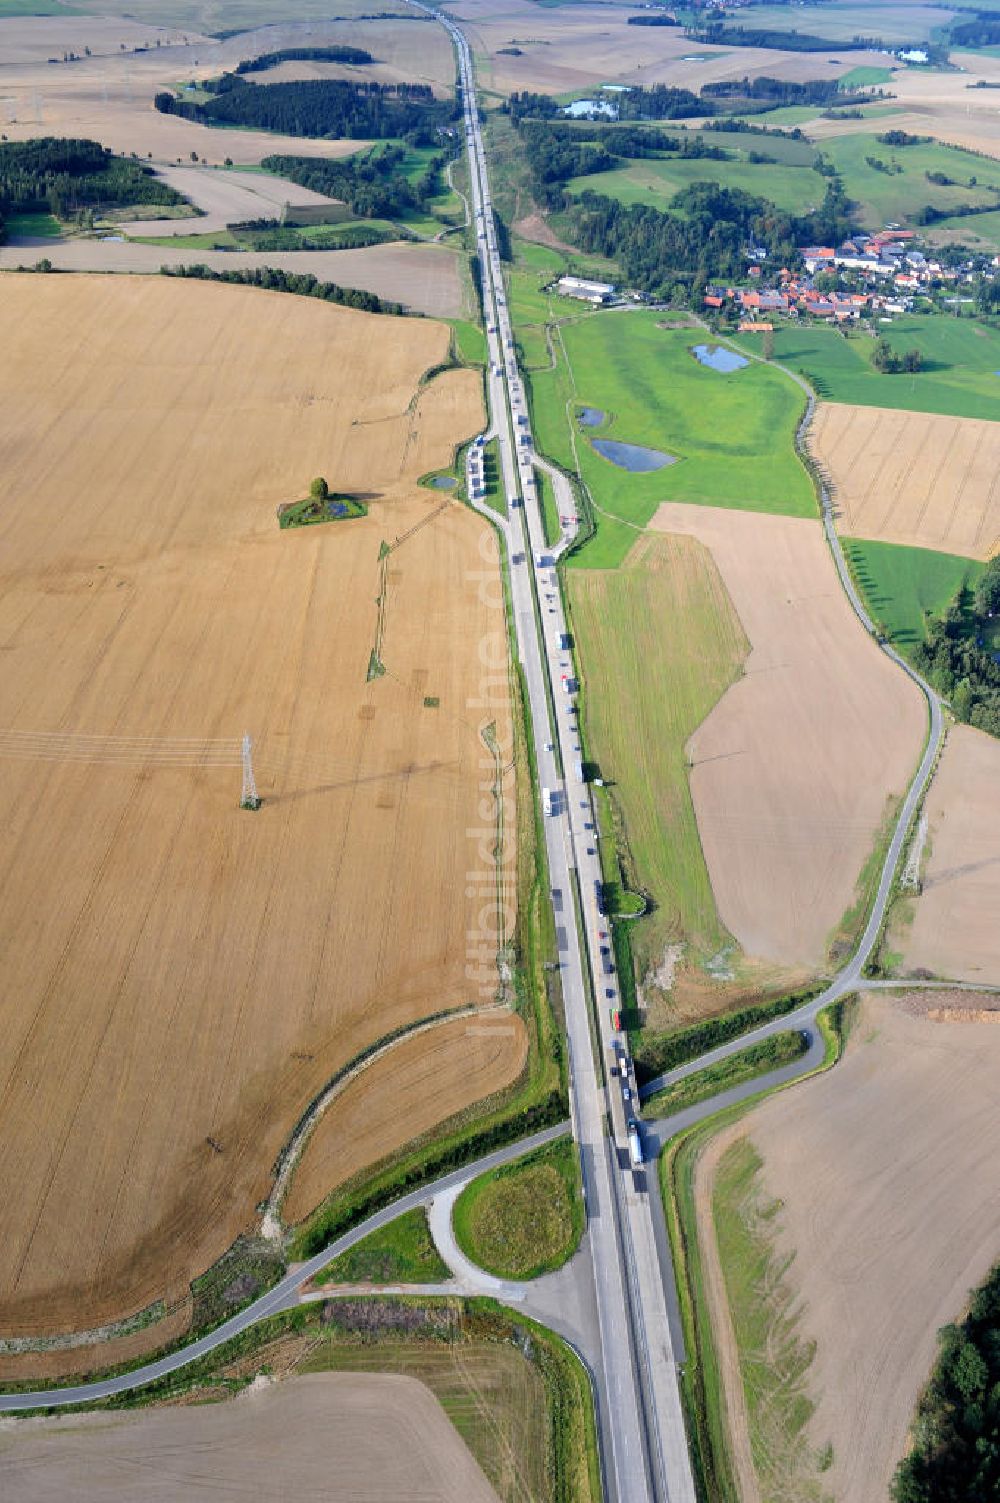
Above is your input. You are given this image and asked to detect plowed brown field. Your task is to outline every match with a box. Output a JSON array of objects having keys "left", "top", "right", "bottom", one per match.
[
  {"left": 813, "top": 403, "right": 1000, "bottom": 558},
  {"left": 701, "top": 991, "right": 1000, "bottom": 1503},
  {"left": 0, "top": 1372, "right": 499, "bottom": 1502},
  {"left": 0, "top": 274, "right": 517, "bottom": 1345},
  {"left": 902, "top": 725, "right": 1000, "bottom": 980},
  {"left": 649, "top": 503, "right": 926, "bottom": 966},
  {"left": 284, "top": 1013, "right": 528, "bottom": 1224}
]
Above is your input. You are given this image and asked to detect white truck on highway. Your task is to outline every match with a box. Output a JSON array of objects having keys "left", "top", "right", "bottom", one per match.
[{"left": 542, "top": 787, "right": 561, "bottom": 816}]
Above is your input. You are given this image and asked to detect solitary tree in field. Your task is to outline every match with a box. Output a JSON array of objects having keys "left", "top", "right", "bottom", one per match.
[
  {"left": 762, "top": 327, "right": 774, "bottom": 362},
  {"left": 310, "top": 476, "right": 330, "bottom": 503}
]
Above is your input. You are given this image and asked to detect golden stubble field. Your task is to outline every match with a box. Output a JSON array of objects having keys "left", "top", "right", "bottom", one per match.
[
  {"left": 650, "top": 503, "right": 927, "bottom": 968},
  {"left": 0, "top": 1373, "right": 499, "bottom": 1502},
  {"left": 0, "top": 273, "right": 523, "bottom": 1344},
  {"left": 451, "top": 0, "right": 884, "bottom": 97},
  {"left": 813, "top": 402, "right": 1000, "bottom": 558},
  {"left": 0, "top": 13, "right": 453, "bottom": 161},
  {"left": 699, "top": 990, "right": 1000, "bottom": 1503}
]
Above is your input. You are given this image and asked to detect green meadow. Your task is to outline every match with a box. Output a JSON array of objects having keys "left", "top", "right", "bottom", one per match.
[
  {"left": 734, "top": 316, "right": 1000, "bottom": 420},
  {"left": 523, "top": 313, "right": 814, "bottom": 568},
  {"left": 844, "top": 537, "right": 984, "bottom": 650}
]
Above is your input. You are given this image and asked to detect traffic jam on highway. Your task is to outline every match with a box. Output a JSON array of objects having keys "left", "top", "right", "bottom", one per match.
[
  {"left": 462, "top": 124, "right": 649, "bottom": 1182},
  {"left": 439, "top": 13, "right": 698, "bottom": 1498}
]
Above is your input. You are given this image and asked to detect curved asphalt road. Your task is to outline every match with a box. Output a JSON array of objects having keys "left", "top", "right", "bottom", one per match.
[{"left": 0, "top": 1123, "right": 569, "bottom": 1411}]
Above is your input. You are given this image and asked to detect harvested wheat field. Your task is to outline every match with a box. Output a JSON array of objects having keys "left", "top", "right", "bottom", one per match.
[
  {"left": 232, "top": 17, "right": 458, "bottom": 95},
  {"left": 0, "top": 1373, "right": 498, "bottom": 1502},
  {"left": 284, "top": 1013, "right": 528, "bottom": 1224},
  {"left": 118, "top": 163, "right": 344, "bottom": 238},
  {"left": 0, "top": 273, "right": 520, "bottom": 1348},
  {"left": 0, "top": 241, "right": 465, "bottom": 318},
  {"left": 0, "top": 36, "right": 368, "bottom": 167},
  {"left": 700, "top": 990, "right": 1000, "bottom": 1503},
  {"left": 813, "top": 403, "right": 1000, "bottom": 558},
  {"left": 452, "top": 0, "right": 881, "bottom": 97},
  {"left": 902, "top": 725, "right": 1000, "bottom": 981},
  {"left": 649, "top": 503, "right": 926, "bottom": 967}
]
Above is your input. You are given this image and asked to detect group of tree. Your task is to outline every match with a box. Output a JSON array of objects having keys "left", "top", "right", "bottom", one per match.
[
  {"left": 154, "top": 77, "right": 456, "bottom": 144},
  {"left": 562, "top": 173, "right": 852, "bottom": 294},
  {"left": 908, "top": 562, "right": 1000, "bottom": 736},
  {"left": 892, "top": 1258, "right": 1000, "bottom": 1499},
  {"left": 261, "top": 143, "right": 441, "bottom": 219},
  {"left": 871, "top": 339, "right": 922, "bottom": 372},
  {"left": 160, "top": 261, "right": 403, "bottom": 314},
  {"left": 877, "top": 129, "right": 927, "bottom": 146},
  {"left": 626, "top": 12, "right": 677, "bottom": 23},
  {"left": 686, "top": 22, "right": 884, "bottom": 51},
  {"left": 0, "top": 137, "right": 182, "bottom": 238},
  {"left": 948, "top": 13, "right": 1000, "bottom": 48},
  {"left": 701, "top": 75, "right": 870, "bottom": 109},
  {"left": 517, "top": 119, "right": 728, "bottom": 209},
  {"left": 234, "top": 44, "right": 373, "bottom": 74}
]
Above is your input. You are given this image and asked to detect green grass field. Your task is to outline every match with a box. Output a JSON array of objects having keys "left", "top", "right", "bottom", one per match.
[
  {"left": 568, "top": 151, "right": 827, "bottom": 218},
  {"left": 734, "top": 316, "right": 1000, "bottom": 420},
  {"left": 452, "top": 1138, "right": 584, "bottom": 1280},
  {"left": 844, "top": 537, "right": 984, "bottom": 649},
  {"left": 822, "top": 132, "right": 1000, "bottom": 235},
  {"left": 3, "top": 210, "right": 63, "bottom": 237},
  {"left": 524, "top": 314, "right": 813, "bottom": 567},
  {"left": 567, "top": 531, "right": 749, "bottom": 973},
  {"left": 316, "top": 1207, "right": 448, "bottom": 1285},
  {"left": 838, "top": 64, "right": 896, "bottom": 88},
  {"left": 711, "top": 1136, "right": 830, "bottom": 1497}
]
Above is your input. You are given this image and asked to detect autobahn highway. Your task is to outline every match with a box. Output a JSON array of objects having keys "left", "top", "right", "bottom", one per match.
[{"left": 428, "top": 11, "right": 697, "bottom": 1502}]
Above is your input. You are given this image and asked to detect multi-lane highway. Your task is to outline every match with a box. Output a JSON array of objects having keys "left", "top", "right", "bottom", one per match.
[{"left": 428, "top": 11, "right": 697, "bottom": 1502}]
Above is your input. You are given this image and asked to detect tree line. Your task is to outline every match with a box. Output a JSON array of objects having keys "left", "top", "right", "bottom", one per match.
[
  {"left": 235, "top": 45, "right": 374, "bottom": 74},
  {"left": 0, "top": 137, "right": 183, "bottom": 239},
  {"left": 507, "top": 75, "right": 874, "bottom": 128},
  {"left": 910, "top": 559, "right": 1000, "bottom": 737},
  {"left": 687, "top": 22, "right": 884, "bottom": 51},
  {"left": 262, "top": 143, "right": 442, "bottom": 219},
  {"left": 160, "top": 262, "right": 403, "bottom": 315},
  {"left": 893, "top": 1257, "right": 1000, "bottom": 1500},
  {"left": 154, "top": 77, "right": 457, "bottom": 144}
]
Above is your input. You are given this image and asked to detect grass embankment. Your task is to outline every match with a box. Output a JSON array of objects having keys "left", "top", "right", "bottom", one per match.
[
  {"left": 452, "top": 1137, "right": 584, "bottom": 1280},
  {"left": 536, "top": 466, "right": 562, "bottom": 546},
  {"left": 566, "top": 531, "right": 748, "bottom": 980},
  {"left": 56, "top": 1296, "right": 599, "bottom": 1503},
  {"left": 844, "top": 537, "right": 984, "bottom": 652},
  {"left": 642, "top": 1031, "right": 810, "bottom": 1119},
  {"left": 734, "top": 315, "right": 1000, "bottom": 421},
  {"left": 634, "top": 983, "right": 823, "bottom": 1086},
  {"left": 316, "top": 1207, "right": 448, "bottom": 1285},
  {"left": 660, "top": 999, "right": 855, "bottom": 1503},
  {"left": 525, "top": 314, "right": 814, "bottom": 569}
]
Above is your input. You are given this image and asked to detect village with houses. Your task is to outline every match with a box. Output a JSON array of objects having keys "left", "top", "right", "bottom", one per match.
[{"left": 551, "top": 230, "right": 997, "bottom": 328}]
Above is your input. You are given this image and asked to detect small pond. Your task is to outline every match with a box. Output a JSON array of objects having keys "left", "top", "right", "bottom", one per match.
[
  {"left": 577, "top": 407, "right": 606, "bottom": 427},
  {"left": 691, "top": 343, "right": 749, "bottom": 374},
  {"left": 592, "top": 439, "right": 675, "bottom": 472},
  {"left": 430, "top": 474, "right": 457, "bottom": 489}
]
